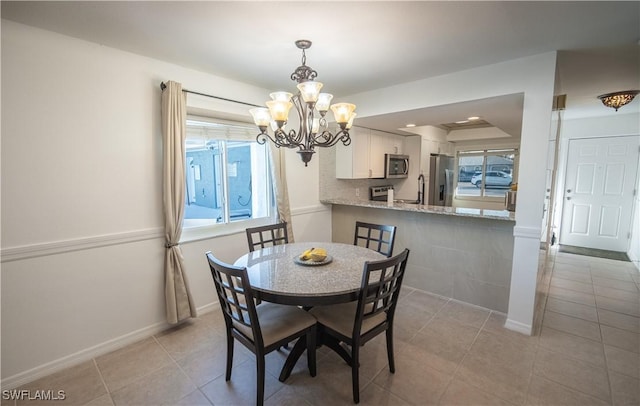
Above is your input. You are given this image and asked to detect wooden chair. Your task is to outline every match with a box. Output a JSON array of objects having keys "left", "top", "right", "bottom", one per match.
[
  {"left": 246, "top": 222, "right": 289, "bottom": 252},
  {"left": 205, "top": 251, "right": 316, "bottom": 406},
  {"left": 353, "top": 221, "right": 397, "bottom": 257},
  {"left": 310, "top": 249, "right": 410, "bottom": 404}
]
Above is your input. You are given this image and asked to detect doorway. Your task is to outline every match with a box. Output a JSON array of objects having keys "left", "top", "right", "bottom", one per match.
[{"left": 559, "top": 135, "right": 640, "bottom": 253}]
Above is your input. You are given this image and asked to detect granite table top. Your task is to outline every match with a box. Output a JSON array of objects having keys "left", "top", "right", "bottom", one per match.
[{"left": 234, "top": 242, "right": 385, "bottom": 306}]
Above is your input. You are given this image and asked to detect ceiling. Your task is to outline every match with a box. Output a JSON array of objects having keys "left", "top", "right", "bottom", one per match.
[{"left": 3, "top": 1, "right": 639, "bottom": 138}]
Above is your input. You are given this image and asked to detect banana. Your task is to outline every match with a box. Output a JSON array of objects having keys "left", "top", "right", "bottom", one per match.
[
  {"left": 299, "top": 247, "right": 328, "bottom": 261},
  {"left": 299, "top": 248, "right": 315, "bottom": 261}
]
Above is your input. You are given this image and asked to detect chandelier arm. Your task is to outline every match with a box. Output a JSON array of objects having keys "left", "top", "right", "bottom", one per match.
[
  {"left": 312, "top": 129, "right": 351, "bottom": 148},
  {"left": 256, "top": 131, "right": 279, "bottom": 146},
  {"left": 304, "top": 104, "right": 316, "bottom": 150},
  {"left": 287, "top": 129, "right": 305, "bottom": 149},
  {"left": 291, "top": 94, "right": 307, "bottom": 145},
  {"left": 276, "top": 128, "right": 301, "bottom": 149}
]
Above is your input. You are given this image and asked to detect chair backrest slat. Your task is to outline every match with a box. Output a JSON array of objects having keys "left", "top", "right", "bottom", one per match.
[
  {"left": 246, "top": 222, "right": 289, "bottom": 252},
  {"left": 206, "top": 252, "right": 262, "bottom": 345},
  {"left": 355, "top": 249, "right": 410, "bottom": 337},
  {"left": 353, "top": 221, "right": 397, "bottom": 258}
]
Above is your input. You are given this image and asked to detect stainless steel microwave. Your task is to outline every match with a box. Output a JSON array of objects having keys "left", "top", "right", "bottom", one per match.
[{"left": 384, "top": 154, "right": 409, "bottom": 178}]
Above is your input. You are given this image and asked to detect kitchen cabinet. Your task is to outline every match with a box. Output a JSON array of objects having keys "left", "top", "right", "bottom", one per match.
[
  {"left": 336, "top": 127, "right": 405, "bottom": 179},
  {"left": 419, "top": 137, "right": 454, "bottom": 173},
  {"left": 368, "top": 130, "right": 386, "bottom": 178},
  {"left": 336, "top": 127, "right": 372, "bottom": 179}
]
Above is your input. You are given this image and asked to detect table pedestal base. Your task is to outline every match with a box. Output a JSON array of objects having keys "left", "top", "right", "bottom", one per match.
[{"left": 278, "top": 335, "right": 353, "bottom": 382}]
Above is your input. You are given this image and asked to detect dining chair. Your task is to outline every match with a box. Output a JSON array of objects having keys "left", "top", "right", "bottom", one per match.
[
  {"left": 309, "top": 248, "right": 410, "bottom": 404},
  {"left": 353, "top": 221, "right": 397, "bottom": 257},
  {"left": 246, "top": 222, "right": 289, "bottom": 252},
  {"left": 205, "top": 251, "right": 317, "bottom": 406}
]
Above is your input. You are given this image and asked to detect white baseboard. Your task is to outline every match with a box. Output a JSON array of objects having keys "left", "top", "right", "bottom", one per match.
[
  {"left": 504, "top": 318, "right": 533, "bottom": 336},
  {"left": 1, "top": 302, "right": 218, "bottom": 390}
]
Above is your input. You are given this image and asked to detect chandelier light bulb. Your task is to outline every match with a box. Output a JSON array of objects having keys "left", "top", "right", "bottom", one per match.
[
  {"left": 331, "top": 103, "right": 357, "bottom": 124},
  {"left": 315, "top": 93, "right": 334, "bottom": 113},
  {"left": 269, "top": 91, "right": 293, "bottom": 102},
  {"left": 311, "top": 118, "right": 320, "bottom": 134},
  {"left": 249, "top": 108, "right": 271, "bottom": 127},
  {"left": 297, "top": 81, "right": 324, "bottom": 103},
  {"left": 266, "top": 100, "right": 293, "bottom": 122}
]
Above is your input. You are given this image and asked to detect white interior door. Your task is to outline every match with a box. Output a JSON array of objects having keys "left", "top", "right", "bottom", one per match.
[{"left": 560, "top": 135, "right": 639, "bottom": 251}]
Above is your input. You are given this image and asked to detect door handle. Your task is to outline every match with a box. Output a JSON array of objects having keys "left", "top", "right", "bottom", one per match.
[
  {"left": 566, "top": 189, "right": 572, "bottom": 193},
  {"left": 566, "top": 197, "right": 572, "bottom": 200}
]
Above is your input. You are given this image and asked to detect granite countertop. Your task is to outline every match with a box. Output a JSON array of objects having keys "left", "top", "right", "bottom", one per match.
[{"left": 320, "top": 198, "right": 515, "bottom": 221}]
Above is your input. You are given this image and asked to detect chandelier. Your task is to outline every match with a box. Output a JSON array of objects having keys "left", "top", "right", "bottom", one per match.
[
  {"left": 250, "top": 40, "right": 356, "bottom": 166},
  {"left": 597, "top": 90, "right": 640, "bottom": 111}
]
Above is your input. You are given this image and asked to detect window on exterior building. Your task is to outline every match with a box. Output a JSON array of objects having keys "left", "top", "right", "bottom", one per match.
[
  {"left": 455, "top": 148, "right": 518, "bottom": 200},
  {"left": 183, "top": 117, "right": 273, "bottom": 232}
]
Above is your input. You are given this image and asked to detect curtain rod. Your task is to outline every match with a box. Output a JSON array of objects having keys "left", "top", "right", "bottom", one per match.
[{"left": 160, "top": 82, "right": 260, "bottom": 108}]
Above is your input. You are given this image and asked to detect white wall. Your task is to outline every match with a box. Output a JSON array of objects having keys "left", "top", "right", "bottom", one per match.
[
  {"left": 345, "top": 52, "right": 558, "bottom": 334},
  {"left": 1, "top": 20, "right": 330, "bottom": 386}
]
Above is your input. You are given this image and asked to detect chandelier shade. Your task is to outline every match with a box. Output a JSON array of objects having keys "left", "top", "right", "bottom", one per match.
[
  {"left": 331, "top": 103, "right": 357, "bottom": 124},
  {"left": 597, "top": 90, "right": 639, "bottom": 111},
  {"left": 250, "top": 40, "right": 356, "bottom": 166}
]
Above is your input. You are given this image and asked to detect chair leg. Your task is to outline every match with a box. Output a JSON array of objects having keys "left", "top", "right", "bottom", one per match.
[
  {"left": 257, "top": 354, "right": 265, "bottom": 406},
  {"left": 385, "top": 327, "right": 395, "bottom": 373},
  {"left": 225, "top": 333, "right": 234, "bottom": 381},
  {"left": 352, "top": 344, "right": 360, "bottom": 404},
  {"left": 306, "top": 328, "right": 317, "bottom": 377}
]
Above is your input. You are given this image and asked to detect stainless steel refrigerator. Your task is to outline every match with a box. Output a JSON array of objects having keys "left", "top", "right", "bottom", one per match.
[{"left": 428, "top": 154, "right": 455, "bottom": 206}]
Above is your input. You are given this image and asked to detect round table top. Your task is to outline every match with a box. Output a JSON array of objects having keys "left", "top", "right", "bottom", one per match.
[{"left": 234, "top": 242, "right": 386, "bottom": 306}]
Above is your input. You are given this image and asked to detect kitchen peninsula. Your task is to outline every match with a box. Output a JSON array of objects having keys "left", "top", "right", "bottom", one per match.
[{"left": 320, "top": 197, "right": 515, "bottom": 313}]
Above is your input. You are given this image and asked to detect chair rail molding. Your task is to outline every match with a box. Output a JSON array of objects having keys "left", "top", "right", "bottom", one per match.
[{"left": 0, "top": 228, "right": 165, "bottom": 263}]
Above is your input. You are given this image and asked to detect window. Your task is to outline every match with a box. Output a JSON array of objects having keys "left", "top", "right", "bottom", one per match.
[
  {"left": 455, "top": 148, "right": 518, "bottom": 200},
  {"left": 183, "top": 118, "right": 273, "bottom": 232}
]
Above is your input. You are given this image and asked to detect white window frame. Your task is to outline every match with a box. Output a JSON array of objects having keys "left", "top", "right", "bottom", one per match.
[
  {"left": 454, "top": 147, "right": 519, "bottom": 203},
  {"left": 180, "top": 116, "right": 276, "bottom": 243}
]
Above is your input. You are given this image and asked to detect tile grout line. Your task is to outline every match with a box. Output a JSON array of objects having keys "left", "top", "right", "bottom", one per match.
[
  {"left": 537, "top": 259, "right": 615, "bottom": 406},
  {"left": 150, "top": 331, "right": 228, "bottom": 405},
  {"left": 433, "top": 309, "right": 508, "bottom": 405},
  {"left": 91, "top": 358, "right": 114, "bottom": 405}
]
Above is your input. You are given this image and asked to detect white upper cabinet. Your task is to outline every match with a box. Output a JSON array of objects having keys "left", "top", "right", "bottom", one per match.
[
  {"left": 368, "top": 130, "right": 386, "bottom": 178},
  {"left": 336, "top": 127, "right": 371, "bottom": 179},
  {"left": 336, "top": 127, "right": 405, "bottom": 179}
]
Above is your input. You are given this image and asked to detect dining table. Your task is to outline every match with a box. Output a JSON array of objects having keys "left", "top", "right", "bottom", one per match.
[{"left": 233, "top": 241, "right": 386, "bottom": 381}]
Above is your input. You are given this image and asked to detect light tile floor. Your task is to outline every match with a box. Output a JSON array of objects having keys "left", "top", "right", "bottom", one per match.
[{"left": 4, "top": 249, "right": 639, "bottom": 405}]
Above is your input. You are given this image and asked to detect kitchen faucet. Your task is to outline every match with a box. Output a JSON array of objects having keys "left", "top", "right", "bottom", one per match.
[{"left": 417, "top": 174, "right": 425, "bottom": 205}]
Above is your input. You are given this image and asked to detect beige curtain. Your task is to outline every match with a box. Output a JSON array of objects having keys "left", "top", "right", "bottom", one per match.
[
  {"left": 161, "top": 81, "right": 197, "bottom": 324},
  {"left": 268, "top": 144, "right": 295, "bottom": 242}
]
